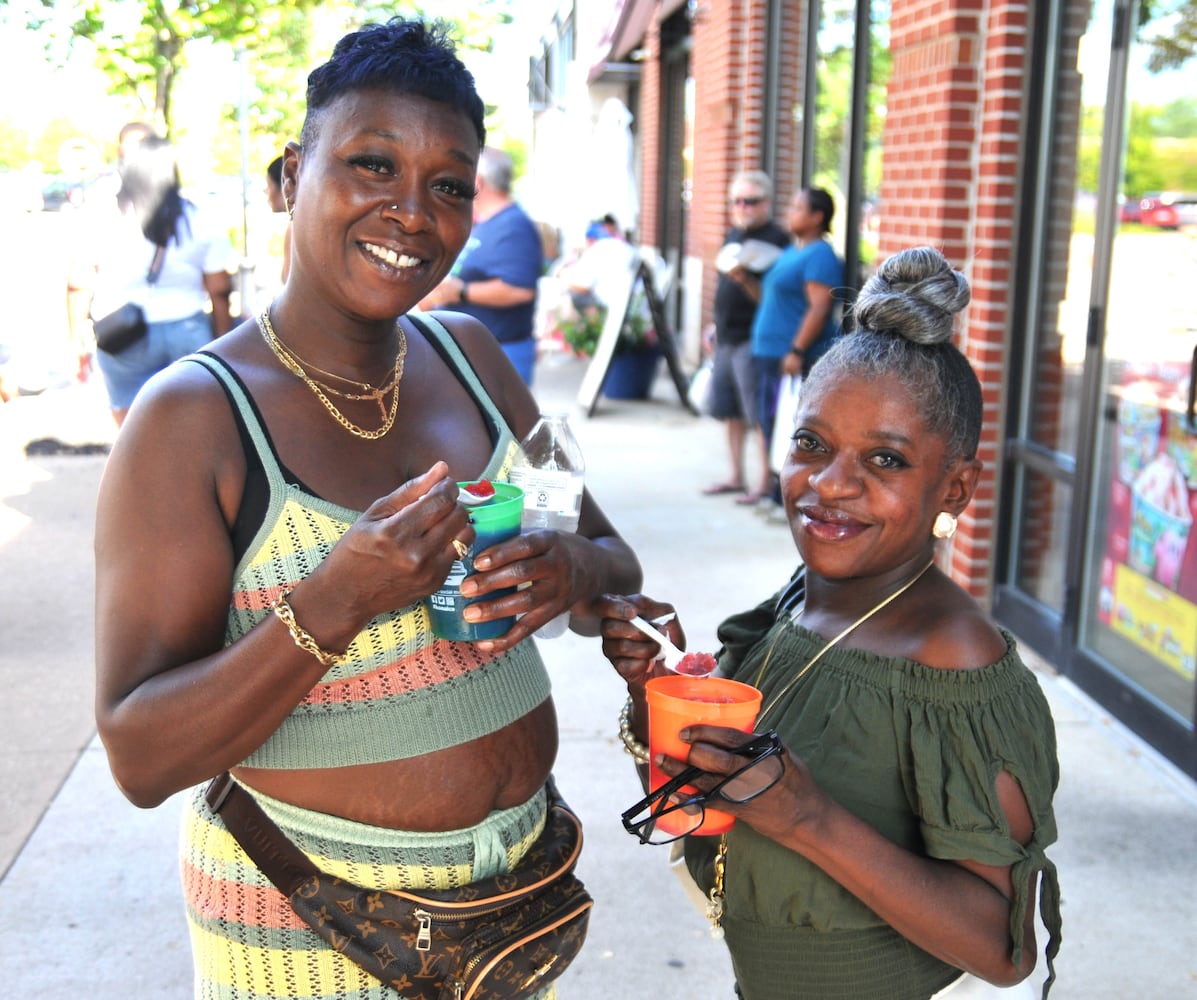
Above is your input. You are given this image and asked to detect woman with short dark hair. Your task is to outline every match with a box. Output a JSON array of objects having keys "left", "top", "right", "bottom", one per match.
[{"left": 94, "top": 18, "right": 640, "bottom": 998}]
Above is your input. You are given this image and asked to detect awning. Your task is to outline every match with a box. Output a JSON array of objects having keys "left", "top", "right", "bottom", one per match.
[{"left": 587, "top": 0, "right": 657, "bottom": 82}]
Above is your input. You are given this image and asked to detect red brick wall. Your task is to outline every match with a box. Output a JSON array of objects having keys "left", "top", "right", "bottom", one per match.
[
  {"left": 631, "top": 0, "right": 1033, "bottom": 602},
  {"left": 881, "top": 0, "right": 1031, "bottom": 602},
  {"left": 686, "top": 0, "right": 807, "bottom": 336},
  {"left": 638, "top": 18, "right": 663, "bottom": 248}
]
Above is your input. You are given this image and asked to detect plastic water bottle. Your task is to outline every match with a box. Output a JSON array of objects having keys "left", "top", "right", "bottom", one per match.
[{"left": 508, "top": 412, "right": 586, "bottom": 638}]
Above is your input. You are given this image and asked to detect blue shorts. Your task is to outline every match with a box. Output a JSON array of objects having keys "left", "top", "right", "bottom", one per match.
[
  {"left": 96, "top": 311, "right": 213, "bottom": 410},
  {"left": 708, "top": 340, "right": 754, "bottom": 420}
]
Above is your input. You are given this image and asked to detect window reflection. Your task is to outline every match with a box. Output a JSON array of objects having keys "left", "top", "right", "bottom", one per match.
[
  {"left": 1078, "top": 0, "right": 1197, "bottom": 719},
  {"left": 808, "top": 0, "right": 889, "bottom": 282}
]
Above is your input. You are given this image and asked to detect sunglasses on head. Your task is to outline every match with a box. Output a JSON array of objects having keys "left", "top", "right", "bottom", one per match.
[
  {"left": 621, "top": 730, "right": 785, "bottom": 845},
  {"left": 731, "top": 196, "right": 765, "bottom": 207}
]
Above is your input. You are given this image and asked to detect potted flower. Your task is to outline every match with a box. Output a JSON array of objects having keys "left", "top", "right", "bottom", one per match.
[
  {"left": 559, "top": 306, "right": 605, "bottom": 359},
  {"left": 558, "top": 292, "right": 661, "bottom": 400}
]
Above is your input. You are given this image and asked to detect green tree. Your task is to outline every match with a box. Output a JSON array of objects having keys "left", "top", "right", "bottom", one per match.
[
  {"left": 1139, "top": 0, "right": 1197, "bottom": 72},
  {"left": 1154, "top": 97, "right": 1197, "bottom": 138},
  {"left": 1123, "top": 111, "right": 1166, "bottom": 196},
  {"left": 23, "top": 1, "right": 325, "bottom": 133},
  {"left": 13, "top": 0, "right": 516, "bottom": 162},
  {"left": 0, "top": 119, "right": 32, "bottom": 171}
]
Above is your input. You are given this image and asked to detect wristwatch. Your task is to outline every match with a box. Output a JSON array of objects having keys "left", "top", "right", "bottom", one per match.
[
  {"left": 788, "top": 345, "right": 805, "bottom": 357},
  {"left": 459, "top": 282, "right": 470, "bottom": 304}
]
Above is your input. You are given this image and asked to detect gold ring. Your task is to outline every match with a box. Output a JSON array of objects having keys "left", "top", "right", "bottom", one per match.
[{"left": 451, "top": 538, "right": 469, "bottom": 560}]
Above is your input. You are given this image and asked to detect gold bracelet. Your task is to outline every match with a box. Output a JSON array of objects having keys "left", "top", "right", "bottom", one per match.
[
  {"left": 618, "top": 696, "right": 651, "bottom": 763},
  {"left": 271, "top": 587, "right": 348, "bottom": 668}
]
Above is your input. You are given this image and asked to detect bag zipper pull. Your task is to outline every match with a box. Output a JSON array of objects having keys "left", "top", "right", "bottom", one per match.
[
  {"left": 413, "top": 908, "right": 432, "bottom": 952},
  {"left": 520, "top": 956, "right": 559, "bottom": 989}
]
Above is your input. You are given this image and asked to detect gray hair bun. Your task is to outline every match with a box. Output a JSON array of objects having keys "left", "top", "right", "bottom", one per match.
[{"left": 853, "top": 246, "right": 970, "bottom": 346}]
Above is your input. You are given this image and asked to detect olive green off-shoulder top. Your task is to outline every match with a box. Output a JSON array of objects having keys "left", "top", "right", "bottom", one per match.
[{"left": 684, "top": 581, "right": 1062, "bottom": 1000}]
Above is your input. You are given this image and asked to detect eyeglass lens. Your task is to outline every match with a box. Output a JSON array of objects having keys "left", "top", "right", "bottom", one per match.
[
  {"left": 716, "top": 751, "right": 783, "bottom": 803},
  {"left": 732, "top": 196, "right": 764, "bottom": 206},
  {"left": 623, "top": 736, "right": 784, "bottom": 844}
]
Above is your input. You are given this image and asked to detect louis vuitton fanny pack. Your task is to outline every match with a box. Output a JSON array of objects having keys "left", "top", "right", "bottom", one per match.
[{"left": 205, "top": 772, "right": 593, "bottom": 1000}]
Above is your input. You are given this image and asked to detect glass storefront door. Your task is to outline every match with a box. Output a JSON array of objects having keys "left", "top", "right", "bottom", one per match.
[
  {"left": 1079, "top": 3, "right": 1197, "bottom": 727},
  {"left": 1000, "top": 0, "right": 1197, "bottom": 775}
]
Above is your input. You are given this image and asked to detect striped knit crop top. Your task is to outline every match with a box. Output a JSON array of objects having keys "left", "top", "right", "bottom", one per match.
[{"left": 185, "top": 313, "right": 552, "bottom": 770}]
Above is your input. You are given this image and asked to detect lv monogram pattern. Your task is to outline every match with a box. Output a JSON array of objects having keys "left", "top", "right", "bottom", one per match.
[
  {"left": 210, "top": 774, "right": 592, "bottom": 1000},
  {"left": 290, "top": 804, "right": 593, "bottom": 1000}
]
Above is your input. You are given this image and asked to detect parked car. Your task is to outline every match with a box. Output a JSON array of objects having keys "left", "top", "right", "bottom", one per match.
[{"left": 1133, "top": 192, "right": 1197, "bottom": 230}]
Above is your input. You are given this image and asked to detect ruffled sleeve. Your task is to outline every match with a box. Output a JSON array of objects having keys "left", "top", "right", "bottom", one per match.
[{"left": 896, "top": 632, "right": 1062, "bottom": 993}]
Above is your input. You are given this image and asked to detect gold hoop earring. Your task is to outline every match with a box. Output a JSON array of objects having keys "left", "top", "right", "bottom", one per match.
[{"left": 932, "top": 512, "right": 958, "bottom": 539}]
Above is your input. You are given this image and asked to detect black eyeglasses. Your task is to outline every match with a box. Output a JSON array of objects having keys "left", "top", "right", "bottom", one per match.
[
  {"left": 621, "top": 731, "right": 785, "bottom": 845},
  {"left": 731, "top": 196, "right": 765, "bottom": 207}
]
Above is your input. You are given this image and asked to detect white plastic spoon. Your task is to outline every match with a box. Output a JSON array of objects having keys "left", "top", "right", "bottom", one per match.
[
  {"left": 626, "top": 616, "right": 716, "bottom": 676},
  {"left": 459, "top": 481, "right": 497, "bottom": 505}
]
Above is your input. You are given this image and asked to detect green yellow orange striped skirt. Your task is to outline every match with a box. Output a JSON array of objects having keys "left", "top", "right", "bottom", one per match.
[{"left": 180, "top": 778, "right": 555, "bottom": 1000}]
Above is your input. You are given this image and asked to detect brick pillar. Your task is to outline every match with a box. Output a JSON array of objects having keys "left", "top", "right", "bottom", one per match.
[
  {"left": 685, "top": 0, "right": 806, "bottom": 332},
  {"left": 882, "top": 0, "right": 1031, "bottom": 603},
  {"left": 638, "top": 18, "right": 663, "bottom": 249}
]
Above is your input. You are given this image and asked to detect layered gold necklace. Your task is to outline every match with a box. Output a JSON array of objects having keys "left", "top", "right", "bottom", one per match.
[{"left": 257, "top": 309, "right": 407, "bottom": 440}]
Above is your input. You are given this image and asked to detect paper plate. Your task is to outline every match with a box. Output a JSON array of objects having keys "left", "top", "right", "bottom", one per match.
[
  {"left": 715, "top": 239, "right": 785, "bottom": 273},
  {"left": 715, "top": 242, "right": 744, "bottom": 273},
  {"left": 737, "top": 239, "right": 785, "bottom": 271}
]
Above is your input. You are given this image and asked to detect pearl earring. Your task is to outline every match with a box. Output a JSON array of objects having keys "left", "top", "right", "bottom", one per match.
[{"left": 932, "top": 512, "right": 958, "bottom": 539}]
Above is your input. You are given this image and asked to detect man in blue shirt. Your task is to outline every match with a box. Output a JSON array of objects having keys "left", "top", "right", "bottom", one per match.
[
  {"left": 420, "top": 147, "right": 543, "bottom": 384},
  {"left": 747, "top": 187, "right": 844, "bottom": 513}
]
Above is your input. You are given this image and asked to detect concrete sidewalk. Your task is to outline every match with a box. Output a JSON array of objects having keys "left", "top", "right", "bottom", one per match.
[{"left": 1, "top": 351, "right": 1195, "bottom": 997}]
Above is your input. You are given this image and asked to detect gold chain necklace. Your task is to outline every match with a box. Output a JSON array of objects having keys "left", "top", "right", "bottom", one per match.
[
  {"left": 257, "top": 309, "right": 407, "bottom": 441},
  {"left": 272, "top": 338, "right": 403, "bottom": 402},
  {"left": 753, "top": 559, "right": 935, "bottom": 725},
  {"left": 705, "top": 558, "right": 935, "bottom": 937}
]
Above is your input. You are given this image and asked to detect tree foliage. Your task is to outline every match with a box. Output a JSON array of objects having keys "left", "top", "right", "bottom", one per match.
[
  {"left": 1139, "top": 0, "right": 1197, "bottom": 72},
  {"left": 24, "top": 0, "right": 325, "bottom": 133},
  {"left": 11, "top": 0, "right": 516, "bottom": 168}
]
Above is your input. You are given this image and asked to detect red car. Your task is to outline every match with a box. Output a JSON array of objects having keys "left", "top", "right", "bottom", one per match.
[{"left": 1132, "top": 192, "right": 1197, "bottom": 229}]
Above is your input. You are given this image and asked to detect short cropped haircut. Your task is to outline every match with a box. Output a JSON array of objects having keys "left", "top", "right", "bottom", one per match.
[{"left": 301, "top": 18, "right": 486, "bottom": 150}]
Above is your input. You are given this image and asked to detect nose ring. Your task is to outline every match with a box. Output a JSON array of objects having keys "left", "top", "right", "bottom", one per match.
[{"left": 389, "top": 204, "right": 399, "bottom": 211}]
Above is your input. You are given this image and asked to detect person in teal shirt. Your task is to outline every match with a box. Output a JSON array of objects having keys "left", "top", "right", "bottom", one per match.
[{"left": 747, "top": 187, "right": 845, "bottom": 511}]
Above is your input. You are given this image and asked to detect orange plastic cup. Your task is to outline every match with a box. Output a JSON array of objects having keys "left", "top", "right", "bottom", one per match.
[{"left": 644, "top": 675, "right": 763, "bottom": 836}]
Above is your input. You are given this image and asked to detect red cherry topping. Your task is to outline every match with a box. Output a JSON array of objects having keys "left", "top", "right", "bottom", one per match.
[{"left": 463, "top": 479, "right": 496, "bottom": 499}]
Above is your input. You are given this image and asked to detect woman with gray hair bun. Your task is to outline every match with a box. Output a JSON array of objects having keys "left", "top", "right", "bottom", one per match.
[
  {"left": 853, "top": 244, "right": 971, "bottom": 344},
  {"left": 598, "top": 244, "right": 1062, "bottom": 999},
  {"left": 820, "top": 244, "right": 983, "bottom": 464}
]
